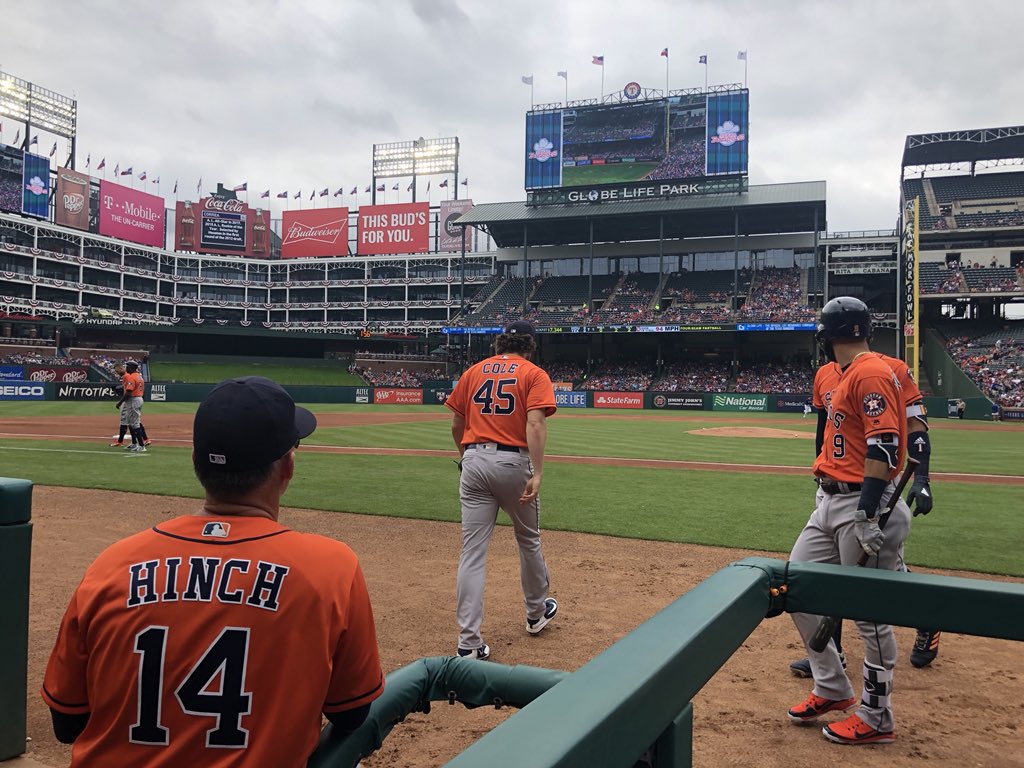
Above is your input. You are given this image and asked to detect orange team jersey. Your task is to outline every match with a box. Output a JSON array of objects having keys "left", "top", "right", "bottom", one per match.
[
  {"left": 43, "top": 515, "right": 384, "bottom": 768},
  {"left": 445, "top": 354, "right": 557, "bottom": 447},
  {"left": 813, "top": 355, "right": 925, "bottom": 422},
  {"left": 813, "top": 353, "right": 907, "bottom": 484},
  {"left": 123, "top": 371, "right": 145, "bottom": 398}
]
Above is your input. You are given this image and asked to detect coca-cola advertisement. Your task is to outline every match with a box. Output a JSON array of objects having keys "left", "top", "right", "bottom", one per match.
[
  {"left": 438, "top": 199, "right": 474, "bottom": 252},
  {"left": 357, "top": 202, "right": 429, "bottom": 255},
  {"left": 176, "top": 198, "right": 270, "bottom": 258},
  {"left": 26, "top": 366, "right": 90, "bottom": 383},
  {"left": 55, "top": 166, "right": 92, "bottom": 231},
  {"left": 281, "top": 208, "right": 349, "bottom": 258},
  {"left": 99, "top": 180, "right": 166, "bottom": 247}
]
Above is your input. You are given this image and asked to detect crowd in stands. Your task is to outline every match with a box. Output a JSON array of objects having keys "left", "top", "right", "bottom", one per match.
[
  {"left": 0, "top": 335, "right": 54, "bottom": 347},
  {"left": 946, "top": 335, "right": 1024, "bottom": 408},
  {"left": 565, "top": 115, "right": 659, "bottom": 143},
  {"left": 649, "top": 361, "right": 730, "bottom": 392},
  {"left": 544, "top": 362, "right": 586, "bottom": 383},
  {"left": 646, "top": 136, "right": 705, "bottom": 180},
  {"left": 955, "top": 211, "right": 1024, "bottom": 229},
  {"left": 739, "top": 267, "right": 815, "bottom": 321},
  {"left": 579, "top": 363, "right": 654, "bottom": 392},
  {"left": 733, "top": 362, "right": 814, "bottom": 393},
  {"left": 657, "top": 306, "right": 733, "bottom": 323},
  {"left": 350, "top": 365, "right": 444, "bottom": 387},
  {"left": 935, "top": 268, "right": 965, "bottom": 293},
  {"left": 0, "top": 352, "right": 89, "bottom": 366}
]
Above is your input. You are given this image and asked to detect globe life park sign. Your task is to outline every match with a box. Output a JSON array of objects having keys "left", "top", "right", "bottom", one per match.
[{"left": 526, "top": 176, "right": 747, "bottom": 206}]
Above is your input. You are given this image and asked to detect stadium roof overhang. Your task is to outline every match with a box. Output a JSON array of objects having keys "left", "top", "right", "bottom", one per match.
[
  {"left": 455, "top": 181, "right": 826, "bottom": 248},
  {"left": 901, "top": 126, "right": 1024, "bottom": 169}
]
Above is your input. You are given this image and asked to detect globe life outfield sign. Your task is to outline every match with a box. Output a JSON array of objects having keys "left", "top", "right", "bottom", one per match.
[{"left": 526, "top": 176, "right": 746, "bottom": 206}]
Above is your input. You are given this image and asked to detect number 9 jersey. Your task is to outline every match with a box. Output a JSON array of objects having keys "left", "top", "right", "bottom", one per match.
[{"left": 446, "top": 353, "right": 557, "bottom": 446}]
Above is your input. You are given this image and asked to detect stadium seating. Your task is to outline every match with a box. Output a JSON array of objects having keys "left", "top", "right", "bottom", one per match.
[
  {"left": 946, "top": 330, "right": 1024, "bottom": 408},
  {"left": 961, "top": 266, "right": 1021, "bottom": 293},
  {"left": 930, "top": 172, "right": 1024, "bottom": 205}
]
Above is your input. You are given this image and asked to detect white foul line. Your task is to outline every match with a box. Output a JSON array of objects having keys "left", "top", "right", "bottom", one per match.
[{"left": 0, "top": 446, "right": 150, "bottom": 457}]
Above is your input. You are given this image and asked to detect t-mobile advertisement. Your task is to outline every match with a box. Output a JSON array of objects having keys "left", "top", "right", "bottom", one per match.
[
  {"left": 99, "top": 180, "right": 166, "bottom": 247},
  {"left": 357, "top": 202, "right": 429, "bottom": 255}
]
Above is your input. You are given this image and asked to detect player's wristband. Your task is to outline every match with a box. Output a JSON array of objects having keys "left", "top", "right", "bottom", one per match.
[
  {"left": 856, "top": 476, "right": 888, "bottom": 519},
  {"left": 909, "top": 430, "right": 931, "bottom": 477}
]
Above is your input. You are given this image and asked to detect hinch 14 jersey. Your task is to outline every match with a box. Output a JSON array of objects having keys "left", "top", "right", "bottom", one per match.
[{"left": 43, "top": 515, "right": 384, "bottom": 767}]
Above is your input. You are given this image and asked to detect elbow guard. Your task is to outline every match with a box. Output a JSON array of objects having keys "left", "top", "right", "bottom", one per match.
[
  {"left": 908, "top": 430, "right": 931, "bottom": 477},
  {"left": 866, "top": 435, "right": 899, "bottom": 469}
]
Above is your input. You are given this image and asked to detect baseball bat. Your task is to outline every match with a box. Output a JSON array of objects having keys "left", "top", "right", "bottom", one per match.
[{"left": 808, "top": 458, "right": 919, "bottom": 653}]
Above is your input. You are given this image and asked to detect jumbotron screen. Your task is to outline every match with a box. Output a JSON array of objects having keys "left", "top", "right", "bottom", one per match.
[{"left": 525, "top": 91, "right": 748, "bottom": 190}]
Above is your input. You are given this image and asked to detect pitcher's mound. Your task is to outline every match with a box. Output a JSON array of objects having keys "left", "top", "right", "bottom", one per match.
[{"left": 689, "top": 426, "right": 813, "bottom": 439}]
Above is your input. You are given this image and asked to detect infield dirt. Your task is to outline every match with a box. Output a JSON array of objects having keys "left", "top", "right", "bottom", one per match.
[{"left": 23, "top": 487, "right": 1024, "bottom": 768}]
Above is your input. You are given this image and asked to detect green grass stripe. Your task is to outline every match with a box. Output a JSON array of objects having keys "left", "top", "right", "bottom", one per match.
[{"left": 150, "top": 361, "right": 364, "bottom": 386}]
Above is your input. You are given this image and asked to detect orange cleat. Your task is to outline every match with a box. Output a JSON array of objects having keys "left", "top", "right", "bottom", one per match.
[
  {"left": 787, "top": 692, "right": 857, "bottom": 723},
  {"left": 822, "top": 713, "right": 896, "bottom": 745}
]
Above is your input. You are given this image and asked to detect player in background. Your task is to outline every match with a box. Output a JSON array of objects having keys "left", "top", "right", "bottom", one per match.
[
  {"left": 109, "top": 362, "right": 152, "bottom": 448},
  {"left": 113, "top": 361, "right": 150, "bottom": 451},
  {"left": 446, "top": 320, "right": 559, "bottom": 661},
  {"left": 43, "top": 376, "right": 384, "bottom": 766},
  {"left": 786, "top": 297, "right": 911, "bottom": 746},
  {"left": 789, "top": 350, "right": 939, "bottom": 676}
]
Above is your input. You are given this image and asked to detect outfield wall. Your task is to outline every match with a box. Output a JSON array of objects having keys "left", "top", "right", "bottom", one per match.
[{"left": 0, "top": 381, "right": 1005, "bottom": 420}]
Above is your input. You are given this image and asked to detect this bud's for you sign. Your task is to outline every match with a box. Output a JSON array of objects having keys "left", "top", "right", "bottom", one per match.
[{"left": 357, "top": 202, "right": 429, "bottom": 255}]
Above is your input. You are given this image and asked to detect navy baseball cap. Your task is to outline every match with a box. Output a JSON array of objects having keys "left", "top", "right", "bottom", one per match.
[
  {"left": 504, "top": 320, "right": 536, "bottom": 336},
  {"left": 193, "top": 376, "right": 316, "bottom": 471}
]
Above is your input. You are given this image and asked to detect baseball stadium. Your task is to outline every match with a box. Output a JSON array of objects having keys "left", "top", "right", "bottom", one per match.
[{"left": 0, "top": 61, "right": 1022, "bottom": 768}]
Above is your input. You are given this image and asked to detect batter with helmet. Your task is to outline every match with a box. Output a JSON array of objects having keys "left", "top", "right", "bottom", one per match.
[
  {"left": 114, "top": 361, "right": 149, "bottom": 452},
  {"left": 786, "top": 296, "right": 912, "bottom": 746},
  {"left": 788, "top": 349, "right": 940, "bottom": 677}
]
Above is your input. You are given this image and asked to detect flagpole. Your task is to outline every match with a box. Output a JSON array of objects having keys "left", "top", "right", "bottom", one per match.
[
  {"left": 665, "top": 55, "right": 669, "bottom": 96},
  {"left": 531, "top": 81, "right": 534, "bottom": 107},
  {"left": 564, "top": 72, "right": 568, "bottom": 105},
  {"left": 744, "top": 53, "right": 748, "bottom": 88},
  {"left": 600, "top": 66, "right": 604, "bottom": 101}
]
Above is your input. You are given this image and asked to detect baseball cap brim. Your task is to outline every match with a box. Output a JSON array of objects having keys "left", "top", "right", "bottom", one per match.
[{"left": 295, "top": 405, "right": 316, "bottom": 440}]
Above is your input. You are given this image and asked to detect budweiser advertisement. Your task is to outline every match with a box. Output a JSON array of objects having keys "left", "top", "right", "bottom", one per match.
[
  {"left": 593, "top": 391, "right": 644, "bottom": 409},
  {"left": 357, "top": 202, "right": 429, "bottom": 255},
  {"left": 175, "top": 198, "right": 271, "bottom": 258},
  {"left": 281, "top": 207, "right": 349, "bottom": 258},
  {"left": 438, "top": 198, "right": 474, "bottom": 252},
  {"left": 55, "top": 166, "right": 92, "bottom": 231},
  {"left": 98, "top": 180, "right": 166, "bottom": 247},
  {"left": 373, "top": 388, "right": 424, "bottom": 405}
]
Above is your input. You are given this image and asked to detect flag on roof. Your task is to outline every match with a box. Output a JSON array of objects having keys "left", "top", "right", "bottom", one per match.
[
  {"left": 319, "top": 188, "right": 329, "bottom": 197},
  {"left": 197, "top": 177, "right": 202, "bottom": 193},
  {"left": 97, "top": 157, "right": 106, "bottom": 170},
  {"left": 407, "top": 181, "right": 413, "bottom": 192},
  {"left": 138, "top": 171, "right": 147, "bottom": 181},
  {"left": 364, "top": 185, "right": 371, "bottom": 193},
  {"left": 698, "top": 54, "right": 707, "bottom": 64},
  {"left": 737, "top": 50, "right": 747, "bottom": 61},
  {"left": 13, "top": 129, "right": 20, "bottom": 145},
  {"left": 86, "top": 153, "right": 90, "bottom": 168},
  {"left": 233, "top": 182, "right": 247, "bottom": 192},
  {"left": 333, "top": 187, "right": 343, "bottom": 197},
  {"left": 114, "top": 163, "right": 120, "bottom": 176},
  {"left": 592, "top": 55, "right": 604, "bottom": 65},
  {"left": 661, "top": 48, "right": 669, "bottom": 58},
  {"left": 426, "top": 180, "right": 431, "bottom": 192},
  {"left": 28, "top": 135, "right": 38, "bottom": 147},
  {"left": 153, "top": 176, "right": 160, "bottom": 184},
  {"left": 294, "top": 190, "right": 301, "bottom": 199},
  {"left": 277, "top": 191, "right": 288, "bottom": 198},
  {"left": 557, "top": 70, "right": 567, "bottom": 79},
  {"left": 376, "top": 184, "right": 386, "bottom": 192},
  {"left": 49, "top": 141, "right": 57, "bottom": 157},
  {"left": 260, "top": 190, "right": 270, "bottom": 198},
  {"left": 439, "top": 179, "right": 449, "bottom": 188},
  {"left": 391, "top": 182, "right": 399, "bottom": 190},
  {"left": 121, "top": 166, "right": 133, "bottom": 176},
  {"left": 173, "top": 180, "right": 178, "bottom": 194},
  {"left": 350, "top": 186, "right": 358, "bottom": 195},
  {"left": 309, "top": 190, "right": 315, "bottom": 200},
  {"left": 521, "top": 75, "right": 533, "bottom": 85}
]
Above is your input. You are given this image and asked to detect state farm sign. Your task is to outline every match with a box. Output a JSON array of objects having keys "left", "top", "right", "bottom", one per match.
[
  {"left": 281, "top": 208, "right": 349, "bottom": 258},
  {"left": 357, "top": 202, "right": 429, "bottom": 255},
  {"left": 373, "top": 388, "right": 424, "bottom": 405},
  {"left": 593, "top": 391, "right": 643, "bottom": 409}
]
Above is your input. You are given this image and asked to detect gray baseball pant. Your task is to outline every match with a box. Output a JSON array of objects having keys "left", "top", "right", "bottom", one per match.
[
  {"left": 126, "top": 396, "right": 143, "bottom": 428},
  {"left": 789, "top": 483, "right": 911, "bottom": 733},
  {"left": 456, "top": 443, "right": 551, "bottom": 651}
]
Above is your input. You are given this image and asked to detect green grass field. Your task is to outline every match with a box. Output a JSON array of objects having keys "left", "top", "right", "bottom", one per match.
[
  {"left": 150, "top": 361, "right": 364, "bottom": 386},
  {"left": 561, "top": 162, "right": 657, "bottom": 186},
  {"left": 1, "top": 403, "right": 1021, "bottom": 576}
]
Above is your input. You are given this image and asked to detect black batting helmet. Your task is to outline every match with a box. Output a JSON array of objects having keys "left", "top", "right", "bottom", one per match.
[
  {"left": 816, "top": 296, "right": 872, "bottom": 361},
  {"left": 125, "top": 361, "right": 139, "bottom": 373}
]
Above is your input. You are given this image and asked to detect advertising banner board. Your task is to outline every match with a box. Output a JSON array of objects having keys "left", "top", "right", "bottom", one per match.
[
  {"left": 592, "top": 391, "right": 643, "bottom": 409},
  {"left": 281, "top": 207, "right": 349, "bottom": 258},
  {"left": 649, "top": 393, "right": 704, "bottom": 410},
  {"left": 99, "top": 180, "right": 166, "bottom": 247},
  {"left": 357, "top": 202, "right": 429, "bottom": 255},
  {"left": 373, "top": 387, "right": 424, "bottom": 405},
  {"left": 0, "top": 381, "right": 47, "bottom": 400},
  {"left": 555, "top": 390, "right": 587, "bottom": 408},
  {"left": 22, "top": 152, "right": 51, "bottom": 218},
  {"left": 55, "top": 166, "right": 92, "bottom": 230},
  {"left": 26, "top": 366, "right": 89, "bottom": 383},
  {"left": 712, "top": 393, "right": 767, "bottom": 412},
  {"left": 438, "top": 199, "right": 474, "bottom": 252}
]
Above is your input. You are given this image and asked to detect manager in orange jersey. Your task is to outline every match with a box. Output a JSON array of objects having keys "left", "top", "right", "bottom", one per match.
[
  {"left": 446, "top": 320, "right": 559, "bottom": 661},
  {"left": 43, "top": 376, "right": 384, "bottom": 767}
]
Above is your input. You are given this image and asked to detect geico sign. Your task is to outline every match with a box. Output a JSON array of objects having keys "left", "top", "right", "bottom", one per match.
[{"left": 0, "top": 384, "right": 45, "bottom": 396}]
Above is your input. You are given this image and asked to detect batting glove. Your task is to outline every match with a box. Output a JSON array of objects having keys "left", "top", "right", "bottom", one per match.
[
  {"left": 453, "top": 459, "right": 463, "bottom": 474},
  {"left": 853, "top": 509, "right": 885, "bottom": 556},
  {"left": 907, "top": 477, "right": 933, "bottom": 516}
]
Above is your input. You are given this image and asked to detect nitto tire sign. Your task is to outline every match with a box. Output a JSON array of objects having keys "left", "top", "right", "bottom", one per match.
[
  {"left": 0, "top": 382, "right": 46, "bottom": 400},
  {"left": 712, "top": 394, "right": 768, "bottom": 412},
  {"left": 57, "top": 384, "right": 119, "bottom": 401}
]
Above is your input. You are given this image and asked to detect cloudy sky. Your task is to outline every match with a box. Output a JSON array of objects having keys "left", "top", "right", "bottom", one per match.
[{"left": 5, "top": 0, "right": 1021, "bottom": 231}]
